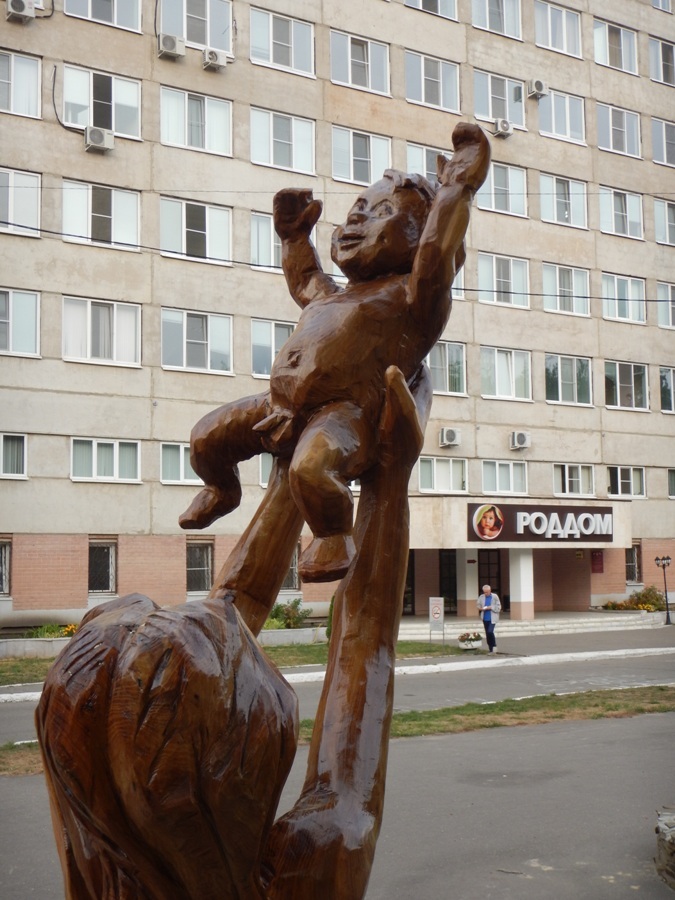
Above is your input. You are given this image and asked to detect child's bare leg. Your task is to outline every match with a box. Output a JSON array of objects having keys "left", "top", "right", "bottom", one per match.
[{"left": 179, "top": 392, "right": 270, "bottom": 530}]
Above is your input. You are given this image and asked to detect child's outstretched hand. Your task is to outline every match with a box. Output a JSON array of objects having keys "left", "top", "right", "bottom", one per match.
[
  {"left": 437, "top": 122, "right": 491, "bottom": 193},
  {"left": 273, "top": 188, "right": 323, "bottom": 240}
]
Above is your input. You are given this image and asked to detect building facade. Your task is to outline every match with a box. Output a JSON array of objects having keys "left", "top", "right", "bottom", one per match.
[{"left": 1, "top": 0, "right": 674, "bottom": 626}]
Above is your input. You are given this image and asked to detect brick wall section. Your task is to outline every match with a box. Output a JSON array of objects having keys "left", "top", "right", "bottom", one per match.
[
  {"left": 551, "top": 548, "right": 592, "bottom": 611},
  {"left": 117, "top": 535, "right": 186, "bottom": 606},
  {"left": 590, "top": 547, "right": 629, "bottom": 599},
  {"left": 641, "top": 539, "right": 675, "bottom": 592},
  {"left": 12, "top": 534, "right": 89, "bottom": 610}
]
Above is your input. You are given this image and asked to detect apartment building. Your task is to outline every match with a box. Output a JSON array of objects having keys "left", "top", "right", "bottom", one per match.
[{"left": 1, "top": 0, "right": 674, "bottom": 626}]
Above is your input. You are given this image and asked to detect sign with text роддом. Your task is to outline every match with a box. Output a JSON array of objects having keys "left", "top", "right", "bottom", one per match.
[
  {"left": 468, "top": 503, "right": 614, "bottom": 543},
  {"left": 429, "top": 596, "right": 444, "bottom": 633}
]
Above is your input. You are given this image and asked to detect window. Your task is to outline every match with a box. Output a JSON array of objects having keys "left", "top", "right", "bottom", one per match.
[
  {"left": 161, "top": 443, "right": 201, "bottom": 482},
  {"left": 405, "top": 51, "right": 459, "bottom": 111},
  {"left": 482, "top": 460, "right": 527, "bottom": 494},
  {"left": 427, "top": 341, "right": 465, "bottom": 393},
  {"left": 0, "top": 289, "right": 39, "bottom": 356},
  {"left": 655, "top": 199, "right": 675, "bottom": 245},
  {"left": 545, "top": 354, "right": 592, "bottom": 404},
  {"left": 481, "top": 346, "right": 531, "bottom": 400},
  {"left": 593, "top": 20, "right": 637, "bottom": 74},
  {"left": 0, "top": 51, "right": 40, "bottom": 118},
  {"left": 539, "top": 174, "right": 586, "bottom": 227},
  {"left": 472, "top": 0, "right": 521, "bottom": 38},
  {"left": 63, "top": 181, "right": 139, "bottom": 249},
  {"left": 281, "top": 544, "right": 300, "bottom": 591},
  {"left": 601, "top": 274, "right": 645, "bottom": 323},
  {"left": 187, "top": 542, "right": 213, "bottom": 593},
  {"left": 653, "top": 0, "right": 672, "bottom": 11},
  {"left": 650, "top": 37, "right": 675, "bottom": 85},
  {"left": 539, "top": 90, "right": 584, "bottom": 142},
  {"left": 605, "top": 361, "right": 648, "bottom": 410},
  {"left": 160, "top": 88, "right": 231, "bottom": 155},
  {"left": 1, "top": 434, "right": 26, "bottom": 477},
  {"left": 260, "top": 452, "right": 273, "bottom": 487},
  {"left": 65, "top": 0, "right": 140, "bottom": 30},
  {"left": 89, "top": 541, "right": 117, "bottom": 593},
  {"left": 599, "top": 187, "right": 642, "bottom": 238},
  {"left": 251, "top": 213, "right": 281, "bottom": 269},
  {"left": 0, "top": 541, "right": 9, "bottom": 595},
  {"left": 72, "top": 439, "right": 140, "bottom": 481},
  {"left": 250, "top": 108, "right": 314, "bottom": 174},
  {"left": 476, "top": 163, "right": 526, "bottom": 215},
  {"left": 160, "top": 197, "right": 231, "bottom": 263},
  {"left": 407, "top": 143, "right": 449, "bottom": 182},
  {"left": 0, "top": 168, "right": 40, "bottom": 237},
  {"left": 534, "top": 1, "right": 581, "bottom": 56},
  {"left": 669, "top": 469, "right": 675, "bottom": 498},
  {"left": 161, "top": 308, "right": 232, "bottom": 372},
  {"left": 478, "top": 253, "right": 528, "bottom": 306},
  {"left": 330, "top": 31, "right": 389, "bottom": 94},
  {"left": 553, "top": 463, "right": 594, "bottom": 496},
  {"left": 332, "top": 126, "right": 390, "bottom": 184},
  {"left": 625, "top": 543, "right": 642, "bottom": 582},
  {"left": 63, "top": 297, "right": 140, "bottom": 365},
  {"left": 405, "top": 0, "right": 456, "bottom": 18},
  {"left": 542, "top": 264, "right": 589, "bottom": 315},
  {"left": 652, "top": 118, "right": 675, "bottom": 165},
  {"left": 160, "top": 0, "right": 232, "bottom": 51},
  {"left": 252, "top": 318, "right": 293, "bottom": 376},
  {"left": 661, "top": 366, "right": 675, "bottom": 412},
  {"left": 419, "top": 457, "right": 467, "bottom": 492},
  {"left": 63, "top": 66, "right": 140, "bottom": 137},
  {"left": 250, "top": 8, "right": 313, "bottom": 75},
  {"left": 597, "top": 104, "right": 640, "bottom": 156},
  {"left": 608, "top": 466, "right": 645, "bottom": 498},
  {"left": 657, "top": 282, "right": 675, "bottom": 328},
  {"left": 474, "top": 71, "right": 524, "bottom": 126}
]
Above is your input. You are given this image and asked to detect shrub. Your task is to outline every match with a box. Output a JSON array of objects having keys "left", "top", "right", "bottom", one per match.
[
  {"left": 458, "top": 632, "right": 482, "bottom": 643},
  {"left": 27, "top": 623, "right": 78, "bottom": 638},
  {"left": 268, "top": 598, "right": 313, "bottom": 629},
  {"left": 602, "top": 586, "right": 666, "bottom": 612}
]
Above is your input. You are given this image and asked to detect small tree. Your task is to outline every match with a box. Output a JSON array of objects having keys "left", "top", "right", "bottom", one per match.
[{"left": 269, "top": 598, "right": 313, "bottom": 629}]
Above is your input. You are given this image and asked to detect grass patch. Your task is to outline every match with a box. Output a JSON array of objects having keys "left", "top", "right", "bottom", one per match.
[
  {"left": 0, "top": 742, "right": 43, "bottom": 777},
  {"left": 0, "top": 658, "right": 55, "bottom": 686}
]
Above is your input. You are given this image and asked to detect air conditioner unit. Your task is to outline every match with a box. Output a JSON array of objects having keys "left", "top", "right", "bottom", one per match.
[
  {"left": 6, "top": 0, "right": 35, "bottom": 21},
  {"left": 510, "top": 430, "right": 531, "bottom": 450},
  {"left": 158, "top": 33, "right": 186, "bottom": 59},
  {"left": 493, "top": 118, "right": 514, "bottom": 138},
  {"left": 527, "top": 78, "right": 549, "bottom": 99},
  {"left": 84, "top": 126, "right": 115, "bottom": 152},
  {"left": 202, "top": 48, "right": 227, "bottom": 70},
  {"left": 439, "top": 427, "right": 461, "bottom": 448}
]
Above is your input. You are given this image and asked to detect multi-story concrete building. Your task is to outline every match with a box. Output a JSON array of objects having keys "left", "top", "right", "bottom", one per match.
[{"left": 2, "top": 0, "right": 674, "bottom": 626}]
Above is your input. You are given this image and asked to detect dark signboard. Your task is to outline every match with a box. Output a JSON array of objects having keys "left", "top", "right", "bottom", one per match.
[{"left": 468, "top": 503, "right": 614, "bottom": 544}]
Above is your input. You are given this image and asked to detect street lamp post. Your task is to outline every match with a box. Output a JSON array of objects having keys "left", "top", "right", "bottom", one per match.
[{"left": 655, "top": 556, "right": 672, "bottom": 625}]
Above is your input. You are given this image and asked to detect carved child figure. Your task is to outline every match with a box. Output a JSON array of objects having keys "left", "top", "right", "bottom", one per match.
[{"left": 180, "top": 122, "right": 491, "bottom": 582}]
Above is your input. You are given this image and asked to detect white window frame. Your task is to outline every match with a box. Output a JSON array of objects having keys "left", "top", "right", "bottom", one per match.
[
  {"left": 661, "top": 366, "right": 675, "bottom": 413},
  {"left": 477, "top": 253, "right": 529, "bottom": 307},
  {"left": 653, "top": 0, "right": 672, "bottom": 11},
  {"left": 406, "top": 143, "right": 449, "bottom": 182},
  {"left": 655, "top": 199, "right": 675, "bottom": 245},
  {"left": 477, "top": 163, "right": 527, "bottom": 216},
  {"left": 652, "top": 117, "right": 675, "bottom": 166},
  {"left": 545, "top": 353, "right": 592, "bottom": 405},
  {"left": 63, "top": 65, "right": 141, "bottom": 138},
  {"left": 593, "top": 20, "right": 637, "bottom": 74},
  {"left": 405, "top": 51, "right": 459, "bottom": 112},
  {"left": 63, "top": 180, "right": 139, "bottom": 250},
  {"left": 608, "top": 466, "right": 646, "bottom": 498},
  {"left": 474, "top": 70, "right": 524, "bottom": 126},
  {"left": 482, "top": 459, "right": 528, "bottom": 494},
  {"left": 88, "top": 540, "right": 117, "bottom": 594},
  {"left": 1, "top": 433, "right": 27, "bottom": 478},
  {"left": 657, "top": 282, "right": 675, "bottom": 328},
  {"left": 250, "top": 107, "right": 315, "bottom": 174},
  {"left": 553, "top": 463, "right": 594, "bottom": 497},
  {"left": 250, "top": 8, "right": 314, "bottom": 76},
  {"left": 650, "top": 37, "right": 675, "bottom": 86},
  {"left": 597, "top": 104, "right": 640, "bottom": 157},
  {"left": 161, "top": 443, "right": 201, "bottom": 483},
  {"left": 0, "top": 168, "right": 40, "bottom": 237},
  {"left": 602, "top": 274, "right": 646, "bottom": 324},
  {"left": 534, "top": 1, "right": 581, "bottom": 57},
  {"left": 159, "top": 197, "right": 231, "bottom": 264},
  {"left": 605, "top": 360, "right": 648, "bottom": 411},
  {"left": 161, "top": 307, "right": 233, "bottom": 373},
  {"left": 480, "top": 346, "right": 532, "bottom": 400},
  {"left": 599, "top": 187, "right": 643, "bottom": 239},
  {"left": 160, "top": 0, "right": 232, "bottom": 52},
  {"left": 0, "top": 288, "right": 39, "bottom": 357},
  {"left": 260, "top": 452, "right": 274, "bottom": 487},
  {"left": 404, "top": 0, "right": 457, "bottom": 18},
  {"left": 0, "top": 541, "right": 9, "bottom": 595},
  {"left": 426, "top": 341, "right": 466, "bottom": 394},
  {"left": 330, "top": 30, "right": 389, "bottom": 95},
  {"left": 251, "top": 318, "right": 294, "bottom": 377},
  {"left": 0, "top": 51, "right": 41, "bottom": 118},
  {"left": 332, "top": 126, "right": 391, "bottom": 185},
  {"left": 251, "top": 212, "right": 281, "bottom": 270},
  {"left": 472, "top": 0, "right": 521, "bottom": 39},
  {"left": 539, "top": 174, "right": 586, "bottom": 228},
  {"left": 62, "top": 296, "right": 140, "bottom": 366},
  {"left": 71, "top": 438, "right": 141, "bottom": 482},
  {"left": 160, "top": 87, "right": 232, "bottom": 156},
  {"left": 186, "top": 541, "right": 213, "bottom": 594},
  {"left": 419, "top": 456, "right": 468, "bottom": 493},
  {"left": 538, "top": 89, "right": 585, "bottom": 143},
  {"left": 542, "top": 263, "right": 590, "bottom": 316},
  {"left": 64, "top": 0, "right": 141, "bottom": 31}
]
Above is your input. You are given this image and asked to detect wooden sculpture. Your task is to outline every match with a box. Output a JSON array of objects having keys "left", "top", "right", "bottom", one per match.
[{"left": 36, "top": 122, "right": 490, "bottom": 899}]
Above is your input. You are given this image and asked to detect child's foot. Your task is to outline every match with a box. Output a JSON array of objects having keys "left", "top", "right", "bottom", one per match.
[
  {"left": 298, "top": 534, "right": 356, "bottom": 583},
  {"left": 179, "top": 480, "right": 241, "bottom": 530}
]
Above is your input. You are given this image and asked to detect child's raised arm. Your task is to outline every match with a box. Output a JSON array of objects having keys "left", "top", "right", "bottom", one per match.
[{"left": 273, "top": 189, "right": 340, "bottom": 308}]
